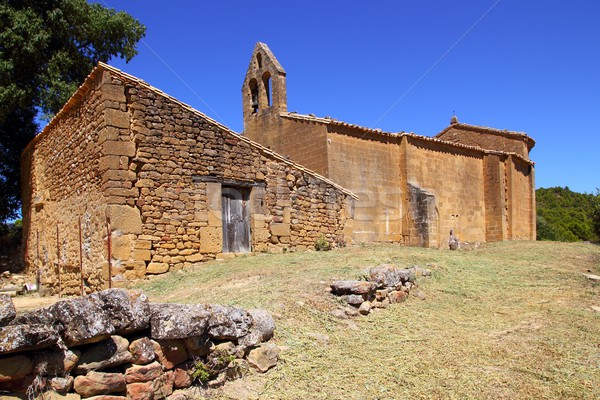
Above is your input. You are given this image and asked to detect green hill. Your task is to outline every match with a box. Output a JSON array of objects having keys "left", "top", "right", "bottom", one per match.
[{"left": 536, "top": 186, "right": 599, "bottom": 242}]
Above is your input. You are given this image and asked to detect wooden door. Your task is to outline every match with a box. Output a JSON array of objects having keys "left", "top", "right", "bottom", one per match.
[{"left": 222, "top": 186, "right": 251, "bottom": 253}]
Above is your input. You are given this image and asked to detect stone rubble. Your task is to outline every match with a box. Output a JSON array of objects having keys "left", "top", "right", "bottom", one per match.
[
  {"left": 330, "top": 264, "right": 431, "bottom": 315},
  {"left": 0, "top": 288, "right": 277, "bottom": 399}
]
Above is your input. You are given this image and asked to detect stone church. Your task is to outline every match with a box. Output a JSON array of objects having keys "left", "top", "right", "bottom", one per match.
[
  {"left": 243, "top": 43, "right": 536, "bottom": 247},
  {"left": 20, "top": 43, "right": 535, "bottom": 293}
]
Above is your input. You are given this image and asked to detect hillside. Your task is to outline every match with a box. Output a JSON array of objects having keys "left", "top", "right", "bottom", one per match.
[
  {"left": 536, "top": 187, "right": 599, "bottom": 242},
  {"left": 134, "top": 241, "right": 600, "bottom": 400}
]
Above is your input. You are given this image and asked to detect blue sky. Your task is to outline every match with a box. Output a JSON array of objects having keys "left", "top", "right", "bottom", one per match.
[{"left": 100, "top": 0, "right": 600, "bottom": 193}]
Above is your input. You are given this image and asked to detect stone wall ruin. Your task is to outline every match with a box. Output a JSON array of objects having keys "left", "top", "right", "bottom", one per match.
[{"left": 0, "top": 289, "right": 277, "bottom": 399}]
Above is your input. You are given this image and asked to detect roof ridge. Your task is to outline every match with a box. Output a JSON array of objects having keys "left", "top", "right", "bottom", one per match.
[
  {"left": 27, "top": 62, "right": 356, "bottom": 199},
  {"left": 280, "top": 112, "right": 534, "bottom": 165}
]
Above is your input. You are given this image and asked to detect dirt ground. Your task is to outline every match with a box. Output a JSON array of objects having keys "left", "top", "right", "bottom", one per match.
[{"left": 11, "top": 294, "right": 61, "bottom": 314}]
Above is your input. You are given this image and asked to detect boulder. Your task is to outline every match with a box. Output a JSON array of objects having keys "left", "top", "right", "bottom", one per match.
[
  {"left": 0, "top": 324, "right": 60, "bottom": 354},
  {"left": 0, "top": 294, "right": 16, "bottom": 326},
  {"left": 125, "top": 361, "right": 163, "bottom": 384},
  {"left": 368, "top": 264, "right": 413, "bottom": 288},
  {"left": 152, "top": 340, "right": 188, "bottom": 370},
  {"left": 34, "top": 348, "right": 80, "bottom": 376},
  {"left": 0, "top": 354, "right": 33, "bottom": 381},
  {"left": 126, "top": 381, "right": 154, "bottom": 400},
  {"left": 0, "top": 373, "right": 33, "bottom": 393},
  {"left": 388, "top": 290, "right": 408, "bottom": 304},
  {"left": 129, "top": 337, "right": 155, "bottom": 365},
  {"left": 172, "top": 365, "right": 192, "bottom": 389},
  {"left": 340, "top": 294, "right": 364, "bottom": 306},
  {"left": 89, "top": 289, "right": 150, "bottom": 334},
  {"left": 207, "top": 305, "right": 252, "bottom": 341},
  {"left": 330, "top": 280, "right": 376, "bottom": 295},
  {"left": 358, "top": 301, "right": 371, "bottom": 315},
  {"left": 13, "top": 296, "right": 114, "bottom": 346},
  {"left": 50, "top": 376, "right": 74, "bottom": 393},
  {"left": 149, "top": 303, "right": 210, "bottom": 340},
  {"left": 73, "top": 371, "right": 126, "bottom": 398},
  {"left": 246, "top": 343, "right": 279, "bottom": 372},
  {"left": 74, "top": 336, "right": 133, "bottom": 374},
  {"left": 238, "top": 309, "right": 275, "bottom": 348}
]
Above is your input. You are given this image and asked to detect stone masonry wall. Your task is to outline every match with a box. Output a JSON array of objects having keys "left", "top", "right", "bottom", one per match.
[
  {"left": 244, "top": 113, "right": 330, "bottom": 177},
  {"left": 21, "top": 65, "right": 354, "bottom": 293},
  {"left": 0, "top": 289, "right": 277, "bottom": 399},
  {"left": 21, "top": 69, "right": 114, "bottom": 295},
  {"left": 327, "top": 128, "right": 402, "bottom": 243},
  {"left": 402, "top": 137, "right": 487, "bottom": 246},
  {"left": 506, "top": 156, "right": 536, "bottom": 240},
  {"left": 108, "top": 68, "right": 354, "bottom": 275}
]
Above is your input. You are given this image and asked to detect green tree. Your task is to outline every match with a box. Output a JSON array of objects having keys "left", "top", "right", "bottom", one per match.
[
  {"left": 536, "top": 187, "right": 599, "bottom": 242},
  {"left": 0, "top": 0, "right": 145, "bottom": 222},
  {"left": 592, "top": 190, "right": 600, "bottom": 242}
]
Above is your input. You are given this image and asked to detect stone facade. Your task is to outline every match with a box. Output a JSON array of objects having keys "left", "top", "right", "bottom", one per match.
[
  {"left": 21, "top": 63, "right": 355, "bottom": 294},
  {"left": 243, "top": 42, "right": 536, "bottom": 246}
]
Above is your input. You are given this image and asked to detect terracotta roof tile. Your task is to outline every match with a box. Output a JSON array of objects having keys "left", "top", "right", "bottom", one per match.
[{"left": 280, "top": 112, "right": 534, "bottom": 165}]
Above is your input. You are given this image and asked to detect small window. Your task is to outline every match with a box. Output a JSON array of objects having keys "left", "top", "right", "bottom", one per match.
[
  {"left": 256, "top": 53, "right": 262, "bottom": 68},
  {"left": 262, "top": 72, "right": 272, "bottom": 107},
  {"left": 249, "top": 78, "right": 259, "bottom": 113}
]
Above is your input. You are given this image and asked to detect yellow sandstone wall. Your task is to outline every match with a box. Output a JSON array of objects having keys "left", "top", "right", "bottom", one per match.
[
  {"left": 244, "top": 113, "right": 329, "bottom": 177},
  {"left": 402, "top": 137, "right": 487, "bottom": 247},
  {"left": 327, "top": 128, "right": 402, "bottom": 243},
  {"left": 506, "top": 156, "right": 536, "bottom": 240}
]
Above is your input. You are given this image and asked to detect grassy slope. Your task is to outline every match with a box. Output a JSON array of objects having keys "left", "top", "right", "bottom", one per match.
[{"left": 136, "top": 242, "right": 600, "bottom": 400}]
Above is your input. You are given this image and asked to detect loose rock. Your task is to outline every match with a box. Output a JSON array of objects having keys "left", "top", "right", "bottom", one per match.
[
  {"left": 246, "top": 343, "right": 279, "bottom": 372},
  {"left": 330, "top": 280, "right": 376, "bottom": 295},
  {"left": 73, "top": 371, "right": 126, "bottom": 398},
  {"left": 89, "top": 289, "right": 150, "bottom": 334},
  {"left": 125, "top": 361, "right": 163, "bottom": 384},
  {"left": 74, "top": 336, "right": 132, "bottom": 374},
  {"left": 207, "top": 305, "right": 252, "bottom": 341},
  {"left": 149, "top": 303, "right": 210, "bottom": 340},
  {"left": 129, "top": 337, "right": 155, "bottom": 365},
  {"left": 0, "top": 324, "right": 59, "bottom": 354},
  {"left": 0, "top": 354, "right": 33, "bottom": 381},
  {"left": 152, "top": 340, "right": 188, "bottom": 370},
  {"left": 238, "top": 309, "right": 275, "bottom": 349},
  {"left": 0, "top": 294, "right": 16, "bottom": 327}
]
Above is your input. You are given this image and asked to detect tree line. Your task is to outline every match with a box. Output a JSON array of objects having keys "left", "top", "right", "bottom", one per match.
[{"left": 536, "top": 187, "right": 600, "bottom": 243}]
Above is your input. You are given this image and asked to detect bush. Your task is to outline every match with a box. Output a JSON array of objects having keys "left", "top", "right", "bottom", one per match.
[{"left": 314, "top": 236, "right": 331, "bottom": 251}]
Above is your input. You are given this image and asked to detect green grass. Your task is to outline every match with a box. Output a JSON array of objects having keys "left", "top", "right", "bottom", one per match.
[{"left": 135, "top": 241, "right": 600, "bottom": 400}]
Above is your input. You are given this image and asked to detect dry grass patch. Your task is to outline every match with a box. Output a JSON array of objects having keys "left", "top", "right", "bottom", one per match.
[{"left": 136, "top": 241, "right": 600, "bottom": 400}]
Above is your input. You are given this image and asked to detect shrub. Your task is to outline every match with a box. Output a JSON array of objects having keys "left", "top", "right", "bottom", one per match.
[{"left": 314, "top": 236, "right": 331, "bottom": 251}]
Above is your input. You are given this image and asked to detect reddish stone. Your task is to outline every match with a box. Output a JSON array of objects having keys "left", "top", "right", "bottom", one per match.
[
  {"left": 125, "top": 361, "right": 163, "bottom": 384},
  {"left": 127, "top": 381, "right": 154, "bottom": 400},
  {"left": 172, "top": 366, "right": 192, "bottom": 389},
  {"left": 152, "top": 340, "right": 187, "bottom": 370}
]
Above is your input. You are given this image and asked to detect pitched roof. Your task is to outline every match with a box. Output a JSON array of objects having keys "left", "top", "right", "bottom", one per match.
[
  {"left": 280, "top": 112, "right": 535, "bottom": 165},
  {"left": 436, "top": 121, "right": 536, "bottom": 150},
  {"left": 26, "top": 62, "right": 357, "bottom": 199}
]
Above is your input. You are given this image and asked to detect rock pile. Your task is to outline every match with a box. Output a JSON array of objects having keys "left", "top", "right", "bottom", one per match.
[
  {"left": 330, "top": 264, "right": 431, "bottom": 315},
  {"left": 0, "top": 289, "right": 277, "bottom": 399}
]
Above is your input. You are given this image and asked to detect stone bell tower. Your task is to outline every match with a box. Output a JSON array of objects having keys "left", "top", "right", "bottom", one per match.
[{"left": 242, "top": 43, "right": 287, "bottom": 133}]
